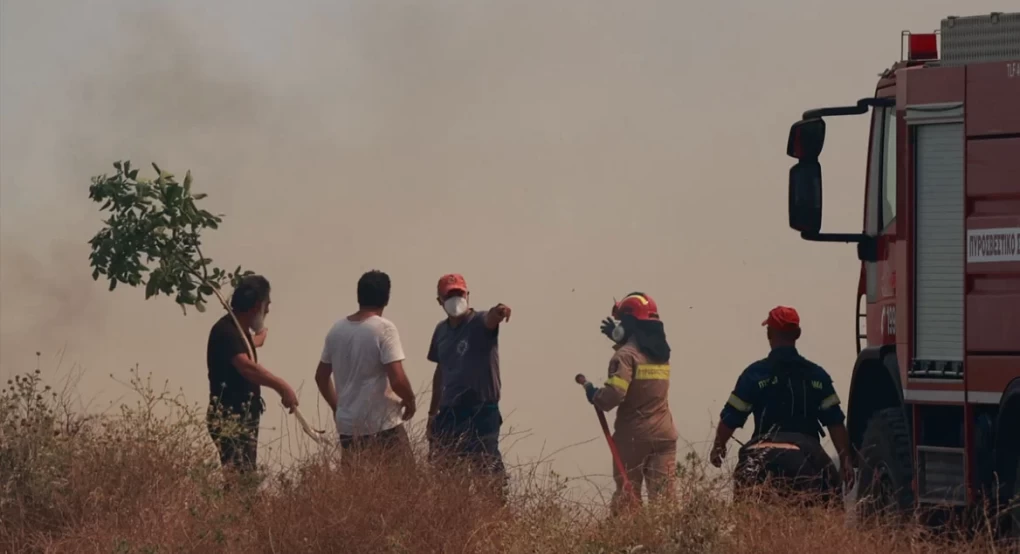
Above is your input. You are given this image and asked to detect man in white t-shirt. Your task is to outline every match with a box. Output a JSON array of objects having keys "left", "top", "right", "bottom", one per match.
[{"left": 314, "top": 270, "right": 417, "bottom": 465}]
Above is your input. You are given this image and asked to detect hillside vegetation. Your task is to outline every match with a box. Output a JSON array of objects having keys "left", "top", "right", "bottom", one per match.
[{"left": 1, "top": 367, "right": 1013, "bottom": 554}]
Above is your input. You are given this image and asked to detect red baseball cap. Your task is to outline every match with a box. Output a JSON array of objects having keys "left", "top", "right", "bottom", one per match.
[
  {"left": 437, "top": 273, "right": 468, "bottom": 297},
  {"left": 762, "top": 306, "right": 800, "bottom": 331}
]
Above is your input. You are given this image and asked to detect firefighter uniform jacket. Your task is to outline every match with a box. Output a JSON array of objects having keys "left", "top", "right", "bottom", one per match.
[
  {"left": 720, "top": 346, "right": 845, "bottom": 441},
  {"left": 592, "top": 342, "right": 677, "bottom": 442}
]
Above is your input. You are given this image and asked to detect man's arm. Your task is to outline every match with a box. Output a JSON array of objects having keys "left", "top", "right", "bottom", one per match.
[
  {"left": 711, "top": 420, "right": 737, "bottom": 460},
  {"left": 426, "top": 326, "right": 442, "bottom": 418},
  {"left": 230, "top": 354, "right": 298, "bottom": 410},
  {"left": 589, "top": 353, "right": 635, "bottom": 412},
  {"left": 315, "top": 361, "right": 337, "bottom": 415},
  {"left": 710, "top": 368, "right": 759, "bottom": 467},
  {"left": 429, "top": 365, "right": 442, "bottom": 417},
  {"left": 828, "top": 422, "right": 852, "bottom": 462},
  {"left": 385, "top": 361, "right": 416, "bottom": 421},
  {"left": 816, "top": 376, "right": 854, "bottom": 485},
  {"left": 484, "top": 303, "right": 511, "bottom": 331},
  {"left": 381, "top": 322, "right": 415, "bottom": 420}
]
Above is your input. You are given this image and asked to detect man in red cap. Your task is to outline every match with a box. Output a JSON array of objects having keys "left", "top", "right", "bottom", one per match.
[
  {"left": 426, "top": 273, "right": 512, "bottom": 499},
  {"left": 582, "top": 292, "right": 677, "bottom": 514},
  {"left": 709, "top": 306, "right": 854, "bottom": 501}
]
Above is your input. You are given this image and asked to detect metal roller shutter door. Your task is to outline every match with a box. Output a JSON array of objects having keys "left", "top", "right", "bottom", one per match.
[{"left": 914, "top": 122, "right": 964, "bottom": 362}]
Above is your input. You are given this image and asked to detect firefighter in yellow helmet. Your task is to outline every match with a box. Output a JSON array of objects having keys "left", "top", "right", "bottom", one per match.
[{"left": 582, "top": 292, "right": 678, "bottom": 514}]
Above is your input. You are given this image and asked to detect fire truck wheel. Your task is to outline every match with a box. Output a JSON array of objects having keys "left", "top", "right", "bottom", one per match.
[{"left": 855, "top": 407, "right": 914, "bottom": 520}]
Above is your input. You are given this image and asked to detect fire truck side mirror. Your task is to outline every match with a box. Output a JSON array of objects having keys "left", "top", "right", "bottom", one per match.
[
  {"left": 787, "top": 118, "right": 826, "bottom": 159},
  {"left": 789, "top": 160, "right": 823, "bottom": 235}
]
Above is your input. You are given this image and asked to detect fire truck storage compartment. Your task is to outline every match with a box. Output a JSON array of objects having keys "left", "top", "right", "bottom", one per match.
[
  {"left": 913, "top": 121, "right": 965, "bottom": 366},
  {"left": 939, "top": 12, "right": 1020, "bottom": 68}
]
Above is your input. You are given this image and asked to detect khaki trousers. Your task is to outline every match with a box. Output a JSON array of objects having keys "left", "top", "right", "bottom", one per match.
[{"left": 610, "top": 434, "right": 677, "bottom": 514}]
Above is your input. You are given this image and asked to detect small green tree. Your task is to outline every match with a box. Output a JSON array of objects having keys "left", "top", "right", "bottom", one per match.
[{"left": 86, "top": 160, "right": 326, "bottom": 443}]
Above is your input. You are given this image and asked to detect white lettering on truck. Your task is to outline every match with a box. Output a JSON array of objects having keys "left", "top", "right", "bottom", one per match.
[
  {"left": 881, "top": 304, "right": 896, "bottom": 338},
  {"left": 967, "top": 228, "right": 1020, "bottom": 263}
]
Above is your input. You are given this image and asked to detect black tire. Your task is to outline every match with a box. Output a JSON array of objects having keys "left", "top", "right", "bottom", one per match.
[
  {"left": 1010, "top": 455, "right": 1020, "bottom": 540},
  {"left": 855, "top": 406, "right": 915, "bottom": 520}
]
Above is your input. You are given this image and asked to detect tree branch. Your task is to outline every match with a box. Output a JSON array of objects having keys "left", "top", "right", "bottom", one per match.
[{"left": 194, "top": 231, "right": 210, "bottom": 282}]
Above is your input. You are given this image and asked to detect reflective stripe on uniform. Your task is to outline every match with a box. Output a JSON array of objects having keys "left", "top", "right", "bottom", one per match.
[
  {"left": 634, "top": 364, "right": 670, "bottom": 380},
  {"left": 820, "top": 393, "right": 840, "bottom": 410},
  {"left": 605, "top": 375, "right": 630, "bottom": 392},
  {"left": 727, "top": 394, "right": 752, "bottom": 412}
]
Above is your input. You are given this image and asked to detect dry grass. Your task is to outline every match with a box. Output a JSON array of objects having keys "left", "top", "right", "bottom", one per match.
[{"left": 1, "top": 367, "right": 1016, "bottom": 554}]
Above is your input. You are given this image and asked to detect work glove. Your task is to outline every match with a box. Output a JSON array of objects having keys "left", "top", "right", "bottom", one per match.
[
  {"left": 600, "top": 317, "right": 617, "bottom": 340},
  {"left": 584, "top": 382, "right": 598, "bottom": 404}
]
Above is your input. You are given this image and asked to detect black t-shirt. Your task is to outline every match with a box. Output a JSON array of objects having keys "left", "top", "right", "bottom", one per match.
[{"left": 206, "top": 313, "right": 261, "bottom": 414}]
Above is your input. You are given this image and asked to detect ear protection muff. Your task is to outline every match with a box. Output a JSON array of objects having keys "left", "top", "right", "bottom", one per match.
[{"left": 611, "top": 322, "right": 627, "bottom": 343}]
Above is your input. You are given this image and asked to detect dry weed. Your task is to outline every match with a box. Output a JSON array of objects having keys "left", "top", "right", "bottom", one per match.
[{"left": 1, "top": 368, "right": 1015, "bottom": 554}]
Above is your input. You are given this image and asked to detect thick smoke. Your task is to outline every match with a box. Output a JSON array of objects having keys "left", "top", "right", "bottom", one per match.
[{"left": 1, "top": 0, "right": 996, "bottom": 477}]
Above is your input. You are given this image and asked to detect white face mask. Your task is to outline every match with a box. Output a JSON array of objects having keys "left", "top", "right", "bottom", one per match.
[{"left": 443, "top": 296, "right": 469, "bottom": 318}]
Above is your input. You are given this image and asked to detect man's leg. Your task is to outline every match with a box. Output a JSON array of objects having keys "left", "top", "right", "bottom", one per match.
[
  {"left": 644, "top": 440, "right": 678, "bottom": 506},
  {"left": 790, "top": 437, "right": 840, "bottom": 502},
  {"left": 456, "top": 405, "right": 507, "bottom": 503},
  {"left": 610, "top": 435, "right": 648, "bottom": 516},
  {"left": 207, "top": 413, "right": 235, "bottom": 468},
  {"left": 390, "top": 424, "right": 416, "bottom": 466},
  {"left": 207, "top": 407, "right": 246, "bottom": 470},
  {"left": 238, "top": 412, "right": 260, "bottom": 474},
  {"left": 733, "top": 445, "right": 768, "bottom": 497},
  {"left": 372, "top": 424, "right": 415, "bottom": 467}
]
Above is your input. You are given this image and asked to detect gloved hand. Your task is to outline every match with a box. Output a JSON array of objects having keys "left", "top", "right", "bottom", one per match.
[
  {"left": 584, "top": 382, "right": 598, "bottom": 404},
  {"left": 600, "top": 317, "right": 617, "bottom": 340}
]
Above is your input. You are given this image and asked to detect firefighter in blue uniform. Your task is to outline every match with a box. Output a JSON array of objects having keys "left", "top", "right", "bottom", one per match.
[{"left": 710, "top": 306, "right": 855, "bottom": 499}]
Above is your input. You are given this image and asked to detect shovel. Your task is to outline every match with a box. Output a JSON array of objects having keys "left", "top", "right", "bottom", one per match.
[{"left": 575, "top": 373, "right": 638, "bottom": 505}]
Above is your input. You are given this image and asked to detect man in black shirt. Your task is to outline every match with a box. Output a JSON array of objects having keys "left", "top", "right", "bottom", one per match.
[
  {"left": 710, "top": 306, "right": 853, "bottom": 500},
  {"left": 206, "top": 275, "right": 298, "bottom": 474}
]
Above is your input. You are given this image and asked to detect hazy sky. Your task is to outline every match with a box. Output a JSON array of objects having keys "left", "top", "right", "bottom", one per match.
[{"left": 0, "top": 1, "right": 1002, "bottom": 484}]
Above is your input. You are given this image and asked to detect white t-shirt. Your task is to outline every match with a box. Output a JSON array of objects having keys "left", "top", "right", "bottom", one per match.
[{"left": 320, "top": 315, "right": 406, "bottom": 436}]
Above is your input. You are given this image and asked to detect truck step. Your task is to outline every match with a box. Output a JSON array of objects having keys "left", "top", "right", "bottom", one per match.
[{"left": 916, "top": 446, "right": 967, "bottom": 506}]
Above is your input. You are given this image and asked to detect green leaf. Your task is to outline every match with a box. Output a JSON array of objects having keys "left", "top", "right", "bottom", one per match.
[
  {"left": 144, "top": 278, "right": 158, "bottom": 299},
  {"left": 194, "top": 301, "right": 206, "bottom": 313},
  {"left": 87, "top": 160, "right": 245, "bottom": 324}
]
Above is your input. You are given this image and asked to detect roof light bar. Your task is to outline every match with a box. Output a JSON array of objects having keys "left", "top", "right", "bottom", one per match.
[{"left": 906, "top": 32, "right": 939, "bottom": 61}]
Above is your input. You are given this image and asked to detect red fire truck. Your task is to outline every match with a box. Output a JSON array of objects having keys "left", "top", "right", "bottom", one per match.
[{"left": 784, "top": 12, "right": 1020, "bottom": 533}]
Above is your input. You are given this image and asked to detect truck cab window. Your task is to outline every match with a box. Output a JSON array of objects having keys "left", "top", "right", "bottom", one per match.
[
  {"left": 865, "top": 109, "right": 883, "bottom": 237},
  {"left": 881, "top": 107, "right": 897, "bottom": 230},
  {"left": 865, "top": 105, "right": 897, "bottom": 237}
]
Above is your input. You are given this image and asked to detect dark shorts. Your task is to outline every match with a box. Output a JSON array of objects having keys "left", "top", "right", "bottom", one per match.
[
  {"left": 734, "top": 431, "right": 839, "bottom": 499},
  {"left": 206, "top": 401, "right": 263, "bottom": 474},
  {"left": 431, "top": 403, "right": 506, "bottom": 480},
  {"left": 339, "top": 424, "right": 414, "bottom": 468}
]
